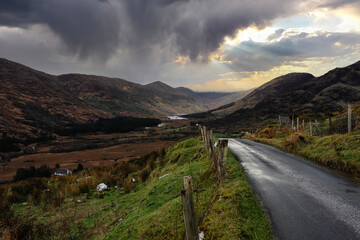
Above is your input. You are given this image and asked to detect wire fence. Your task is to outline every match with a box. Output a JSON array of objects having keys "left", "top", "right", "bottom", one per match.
[{"left": 276, "top": 105, "right": 360, "bottom": 136}]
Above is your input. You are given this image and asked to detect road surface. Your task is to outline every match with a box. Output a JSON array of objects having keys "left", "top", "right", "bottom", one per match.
[{"left": 228, "top": 139, "right": 360, "bottom": 240}]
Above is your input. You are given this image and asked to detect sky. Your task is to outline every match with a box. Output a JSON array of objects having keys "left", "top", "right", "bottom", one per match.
[{"left": 0, "top": 0, "right": 360, "bottom": 92}]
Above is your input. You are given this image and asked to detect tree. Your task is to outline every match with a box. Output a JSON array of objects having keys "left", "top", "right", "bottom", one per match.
[{"left": 76, "top": 163, "right": 84, "bottom": 171}]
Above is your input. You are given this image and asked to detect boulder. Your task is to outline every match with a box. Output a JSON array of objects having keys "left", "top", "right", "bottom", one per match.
[{"left": 96, "top": 183, "right": 108, "bottom": 192}]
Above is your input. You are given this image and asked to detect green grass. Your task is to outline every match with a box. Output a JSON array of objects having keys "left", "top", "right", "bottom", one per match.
[
  {"left": 10, "top": 137, "right": 273, "bottom": 240},
  {"left": 246, "top": 127, "right": 360, "bottom": 182}
]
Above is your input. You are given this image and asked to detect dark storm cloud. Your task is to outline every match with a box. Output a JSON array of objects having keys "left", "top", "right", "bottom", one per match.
[
  {"left": 0, "top": 0, "right": 307, "bottom": 62},
  {"left": 0, "top": 0, "right": 120, "bottom": 60}
]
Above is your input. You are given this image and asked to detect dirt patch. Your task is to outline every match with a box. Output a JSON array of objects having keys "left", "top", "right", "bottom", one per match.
[{"left": 0, "top": 140, "right": 174, "bottom": 180}]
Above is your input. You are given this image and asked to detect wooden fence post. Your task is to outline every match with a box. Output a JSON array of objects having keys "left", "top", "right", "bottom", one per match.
[
  {"left": 208, "top": 130, "right": 214, "bottom": 158},
  {"left": 329, "top": 116, "right": 332, "bottom": 135},
  {"left": 310, "top": 120, "right": 313, "bottom": 136},
  {"left": 348, "top": 104, "right": 352, "bottom": 133},
  {"left": 315, "top": 119, "right": 319, "bottom": 136},
  {"left": 181, "top": 176, "right": 199, "bottom": 240},
  {"left": 297, "top": 118, "right": 299, "bottom": 132},
  {"left": 302, "top": 119, "right": 305, "bottom": 132},
  {"left": 199, "top": 125, "right": 204, "bottom": 142},
  {"left": 292, "top": 116, "right": 294, "bottom": 131},
  {"left": 217, "top": 140, "right": 228, "bottom": 184},
  {"left": 279, "top": 115, "right": 281, "bottom": 125},
  {"left": 203, "top": 126, "right": 208, "bottom": 151}
]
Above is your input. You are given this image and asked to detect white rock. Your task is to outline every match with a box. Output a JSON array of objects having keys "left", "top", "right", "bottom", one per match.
[
  {"left": 96, "top": 183, "right": 108, "bottom": 192},
  {"left": 131, "top": 178, "right": 136, "bottom": 183},
  {"left": 199, "top": 231, "right": 205, "bottom": 240},
  {"left": 159, "top": 173, "right": 171, "bottom": 179}
]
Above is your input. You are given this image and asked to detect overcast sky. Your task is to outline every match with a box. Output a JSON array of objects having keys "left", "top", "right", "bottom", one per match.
[{"left": 1, "top": 0, "right": 360, "bottom": 91}]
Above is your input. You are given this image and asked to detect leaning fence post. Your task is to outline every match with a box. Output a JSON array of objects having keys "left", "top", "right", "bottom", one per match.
[
  {"left": 181, "top": 176, "right": 199, "bottom": 240},
  {"left": 203, "top": 126, "right": 208, "bottom": 150},
  {"left": 348, "top": 104, "right": 352, "bottom": 133},
  {"left": 310, "top": 120, "right": 313, "bottom": 136},
  {"left": 217, "top": 140, "right": 228, "bottom": 184}
]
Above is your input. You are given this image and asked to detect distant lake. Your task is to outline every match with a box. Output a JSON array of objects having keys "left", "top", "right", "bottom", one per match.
[{"left": 167, "top": 115, "right": 188, "bottom": 120}]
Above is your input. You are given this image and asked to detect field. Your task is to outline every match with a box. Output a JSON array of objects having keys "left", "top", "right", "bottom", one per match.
[
  {"left": 0, "top": 119, "right": 195, "bottom": 181},
  {"left": 0, "top": 137, "right": 273, "bottom": 240}
]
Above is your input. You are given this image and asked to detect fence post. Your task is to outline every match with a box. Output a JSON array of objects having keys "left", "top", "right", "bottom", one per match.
[
  {"left": 279, "top": 115, "right": 281, "bottom": 125},
  {"left": 315, "top": 119, "right": 319, "bottom": 136},
  {"left": 297, "top": 118, "right": 299, "bottom": 132},
  {"left": 292, "top": 116, "right": 294, "bottom": 131},
  {"left": 203, "top": 126, "right": 208, "bottom": 151},
  {"left": 348, "top": 104, "right": 352, "bottom": 133},
  {"left": 329, "top": 116, "right": 332, "bottom": 135},
  {"left": 310, "top": 120, "right": 313, "bottom": 136},
  {"left": 217, "top": 140, "right": 228, "bottom": 184},
  {"left": 302, "top": 119, "right": 305, "bottom": 132},
  {"left": 181, "top": 176, "right": 199, "bottom": 240}
]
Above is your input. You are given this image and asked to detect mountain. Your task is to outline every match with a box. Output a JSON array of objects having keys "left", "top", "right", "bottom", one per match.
[
  {"left": 210, "top": 61, "right": 360, "bottom": 130},
  {"left": 0, "top": 59, "right": 107, "bottom": 140},
  {"left": 175, "top": 87, "right": 252, "bottom": 110},
  {"left": 0, "top": 58, "right": 249, "bottom": 140}
]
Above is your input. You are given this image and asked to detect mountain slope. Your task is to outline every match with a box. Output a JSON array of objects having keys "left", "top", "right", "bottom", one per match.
[
  {"left": 211, "top": 61, "right": 360, "bottom": 130},
  {"left": 175, "top": 87, "right": 252, "bottom": 110},
  {"left": 0, "top": 59, "right": 107, "bottom": 140},
  {"left": 0, "top": 58, "right": 250, "bottom": 140}
]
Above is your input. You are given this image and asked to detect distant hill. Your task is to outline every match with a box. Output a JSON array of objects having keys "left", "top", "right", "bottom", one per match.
[
  {"left": 0, "top": 58, "right": 249, "bottom": 140},
  {"left": 209, "top": 61, "right": 360, "bottom": 131}
]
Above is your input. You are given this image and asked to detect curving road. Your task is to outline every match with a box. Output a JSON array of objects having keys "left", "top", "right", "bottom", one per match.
[{"left": 228, "top": 139, "right": 360, "bottom": 240}]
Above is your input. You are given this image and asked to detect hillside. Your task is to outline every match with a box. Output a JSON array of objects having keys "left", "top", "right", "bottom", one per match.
[
  {"left": 175, "top": 87, "right": 253, "bottom": 110},
  {"left": 0, "top": 59, "right": 107, "bottom": 140},
  {"left": 0, "top": 137, "right": 273, "bottom": 239},
  {"left": 210, "top": 60, "right": 360, "bottom": 130},
  {"left": 0, "top": 58, "right": 249, "bottom": 141}
]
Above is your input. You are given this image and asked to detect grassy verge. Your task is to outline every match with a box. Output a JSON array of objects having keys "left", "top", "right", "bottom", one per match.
[
  {"left": 245, "top": 125, "right": 360, "bottom": 182},
  {"left": 2, "top": 137, "right": 273, "bottom": 240}
]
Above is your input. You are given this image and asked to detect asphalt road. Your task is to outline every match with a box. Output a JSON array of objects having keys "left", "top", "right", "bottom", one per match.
[{"left": 228, "top": 139, "right": 360, "bottom": 240}]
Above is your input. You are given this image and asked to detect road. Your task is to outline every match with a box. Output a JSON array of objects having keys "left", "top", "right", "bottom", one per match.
[{"left": 228, "top": 139, "right": 360, "bottom": 240}]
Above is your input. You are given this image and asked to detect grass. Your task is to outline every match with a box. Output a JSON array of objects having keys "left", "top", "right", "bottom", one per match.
[
  {"left": 245, "top": 125, "right": 360, "bottom": 182},
  {"left": 6, "top": 137, "right": 273, "bottom": 240}
]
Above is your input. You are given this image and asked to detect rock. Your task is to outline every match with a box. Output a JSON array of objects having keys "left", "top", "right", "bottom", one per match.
[
  {"left": 96, "top": 183, "right": 108, "bottom": 192},
  {"left": 159, "top": 173, "right": 171, "bottom": 179}
]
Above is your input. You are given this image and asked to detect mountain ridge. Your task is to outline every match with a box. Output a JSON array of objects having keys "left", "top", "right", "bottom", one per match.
[
  {"left": 209, "top": 60, "right": 360, "bottom": 130},
  {"left": 0, "top": 58, "right": 249, "bottom": 140}
]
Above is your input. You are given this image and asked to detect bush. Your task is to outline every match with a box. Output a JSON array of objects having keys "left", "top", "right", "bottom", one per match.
[{"left": 14, "top": 165, "right": 51, "bottom": 182}]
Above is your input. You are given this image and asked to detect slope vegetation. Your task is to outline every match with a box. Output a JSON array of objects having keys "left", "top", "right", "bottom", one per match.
[
  {"left": 0, "top": 58, "right": 249, "bottom": 140},
  {"left": 210, "top": 61, "right": 360, "bottom": 130},
  {"left": 0, "top": 137, "right": 273, "bottom": 240}
]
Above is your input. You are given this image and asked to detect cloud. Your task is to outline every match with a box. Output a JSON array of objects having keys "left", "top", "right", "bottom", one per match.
[
  {"left": 0, "top": 0, "right": 121, "bottom": 61},
  {"left": 0, "top": 0, "right": 360, "bottom": 91},
  {"left": 220, "top": 30, "right": 360, "bottom": 72},
  {"left": 0, "top": 0, "right": 310, "bottom": 62}
]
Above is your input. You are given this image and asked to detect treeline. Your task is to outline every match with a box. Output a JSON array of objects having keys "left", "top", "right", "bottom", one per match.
[
  {"left": 14, "top": 165, "right": 52, "bottom": 182},
  {"left": 55, "top": 116, "right": 161, "bottom": 136}
]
